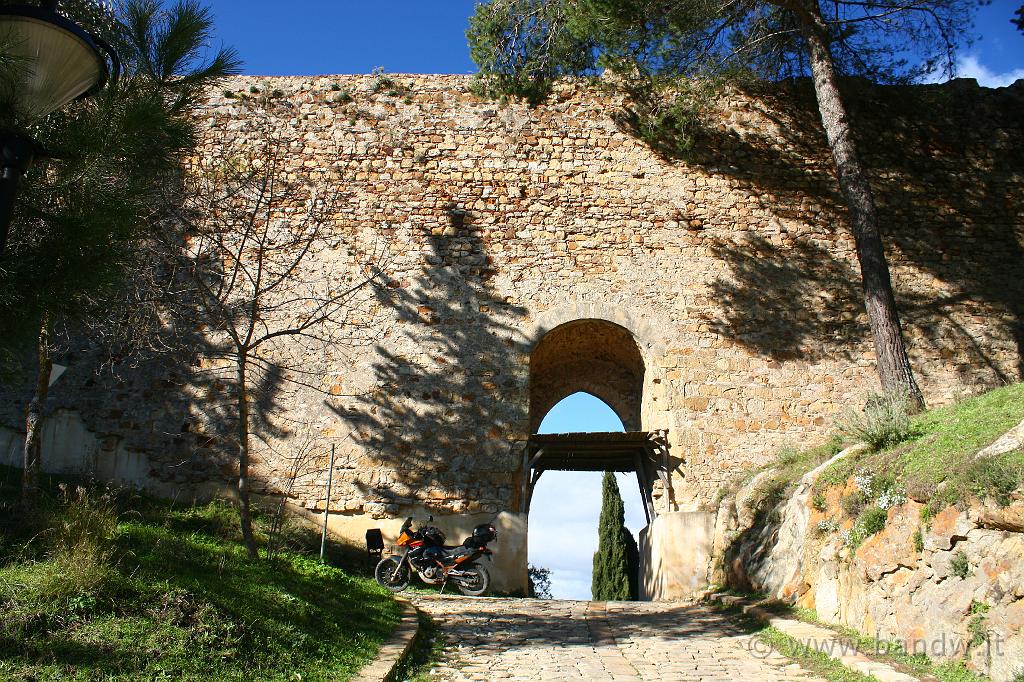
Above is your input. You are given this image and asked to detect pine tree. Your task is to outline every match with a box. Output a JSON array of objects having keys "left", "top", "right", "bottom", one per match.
[
  {"left": 468, "top": 0, "right": 986, "bottom": 411},
  {"left": 592, "top": 472, "right": 638, "bottom": 601}
]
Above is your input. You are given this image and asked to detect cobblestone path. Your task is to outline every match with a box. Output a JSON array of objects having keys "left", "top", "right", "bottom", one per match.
[{"left": 409, "top": 595, "right": 824, "bottom": 681}]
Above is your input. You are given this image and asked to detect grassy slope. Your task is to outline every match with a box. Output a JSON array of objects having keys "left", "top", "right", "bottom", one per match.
[
  {"left": 817, "top": 382, "right": 1024, "bottom": 507},
  {"left": 0, "top": 472, "right": 400, "bottom": 681}
]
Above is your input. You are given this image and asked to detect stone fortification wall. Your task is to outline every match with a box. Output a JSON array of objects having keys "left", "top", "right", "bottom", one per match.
[{"left": 1, "top": 75, "right": 1022, "bottom": 593}]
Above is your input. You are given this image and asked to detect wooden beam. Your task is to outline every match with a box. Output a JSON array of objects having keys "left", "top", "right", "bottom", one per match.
[
  {"left": 633, "top": 451, "right": 652, "bottom": 526},
  {"left": 526, "top": 469, "right": 543, "bottom": 513}
]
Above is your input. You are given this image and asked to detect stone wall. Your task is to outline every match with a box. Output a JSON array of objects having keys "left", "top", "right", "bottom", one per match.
[{"left": 1, "top": 74, "right": 1022, "bottom": 594}]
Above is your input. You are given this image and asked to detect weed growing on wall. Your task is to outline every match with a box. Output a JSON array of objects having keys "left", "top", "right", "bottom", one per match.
[{"left": 951, "top": 551, "right": 971, "bottom": 579}]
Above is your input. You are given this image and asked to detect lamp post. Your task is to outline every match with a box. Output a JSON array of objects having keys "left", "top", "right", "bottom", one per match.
[{"left": 0, "top": 0, "right": 115, "bottom": 253}]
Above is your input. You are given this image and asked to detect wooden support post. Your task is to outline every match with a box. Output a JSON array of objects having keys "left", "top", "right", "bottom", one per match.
[
  {"left": 526, "top": 468, "right": 543, "bottom": 513},
  {"left": 634, "top": 451, "right": 652, "bottom": 526}
]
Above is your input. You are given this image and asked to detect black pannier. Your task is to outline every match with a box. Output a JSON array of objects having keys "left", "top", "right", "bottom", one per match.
[{"left": 463, "top": 523, "right": 497, "bottom": 548}]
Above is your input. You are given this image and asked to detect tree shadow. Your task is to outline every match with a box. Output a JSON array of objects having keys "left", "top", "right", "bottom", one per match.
[
  {"left": 680, "top": 79, "right": 1024, "bottom": 384},
  {"left": 411, "top": 595, "right": 773, "bottom": 662},
  {"left": 327, "top": 215, "right": 530, "bottom": 515}
]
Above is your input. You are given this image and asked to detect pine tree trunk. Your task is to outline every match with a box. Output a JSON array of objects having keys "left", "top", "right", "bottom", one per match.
[
  {"left": 22, "top": 317, "right": 52, "bottom": 508},
  {"left": 799, "top": 0, "right": 925, "bottom": 411},
  {"left": 236, "top": 354, "right": 258, "bottom": 559}
]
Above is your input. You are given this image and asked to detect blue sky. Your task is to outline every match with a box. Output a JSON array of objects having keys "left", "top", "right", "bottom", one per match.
[
  {"left": 532, "top": 393, "right": 646, "bottom": 601},
  {"left": 212, "top": 1, "right": 1024, "bottom": 85}
]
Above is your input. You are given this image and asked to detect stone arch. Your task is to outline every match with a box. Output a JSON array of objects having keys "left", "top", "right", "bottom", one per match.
[{"left": 529, "top": 319, "right": 645, "bottom": 432}]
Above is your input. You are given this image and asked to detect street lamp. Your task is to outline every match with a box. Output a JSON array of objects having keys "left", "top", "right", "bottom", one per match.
[{"left": 0, "top": 0, "right": 116, "bottom": 253}]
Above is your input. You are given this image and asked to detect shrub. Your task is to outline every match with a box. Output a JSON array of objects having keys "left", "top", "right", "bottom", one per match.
[
  {"left": 858, "top": 507, "right": 889, "bottom": 537},
  {"left": 371, "top": 66, "right": 396, "bottom": 92},
  {"left": 841, "top": 490, "right": 866, "bottom": 517},
  {"left": 249, "top": 85, "right": 259, "bottom": 93},
  {"left": 968, "top": 601, "right": 990, "bottom": 646},
  {"left": 221, "top": 89, "right": 235, "bottom": 98},
  {"left": 333, "top": 90, "right": 353, "bottom": 104},
  {"left": 330, "top": 82, "right": 341, "bottom": 91},
  {"left": 951, "top": 550, "right": 971, "bottom": 579},
  {"left": 840, "top": 507, "right": 888, "bottom": 552},
  {"left": 0, "top": 486, "right": 121, "bottom": 629},
  {"left": 271, "top": 88, "right": 285, "bottom": 98},
  {"left": 814, "top": 519, "right": 839, "bottom": 537},
  {"left": 811, "top": 492, "right": 826, "bottom": 512},
  {"left": 963, "top": 451, "right": 1024, "bottom": 506},
  {"left": 875, "top": 489, "right": 907, "bottom": 510},
  {"left": 913, "top": 528, "right": 924, "bottom": 553},
  {"left": 836, "top": 391, "right": 914, "bottom": 451},
  {"left": 528, "top": 565, "right": 553, "bottom": 599},
  {"left": 854, "top": 472, "right": 874, "bottom": 495}
]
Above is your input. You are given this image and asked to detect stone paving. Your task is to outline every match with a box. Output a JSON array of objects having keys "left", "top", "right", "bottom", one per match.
[{"left": 409, "top": 595, "right": 825, "bottom": 681}]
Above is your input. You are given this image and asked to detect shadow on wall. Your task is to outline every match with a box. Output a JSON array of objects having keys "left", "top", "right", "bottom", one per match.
[
  {"left": 690, "top": 80, "right": 1024, "bottom": 386},
  {"left": 329, "top": 219, "right": 530, "bottom": 516}
]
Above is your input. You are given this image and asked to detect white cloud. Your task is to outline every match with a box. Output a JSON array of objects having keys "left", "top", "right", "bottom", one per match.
[{"left": 953, "top": 55, "right": 1024, "bottom": 88}]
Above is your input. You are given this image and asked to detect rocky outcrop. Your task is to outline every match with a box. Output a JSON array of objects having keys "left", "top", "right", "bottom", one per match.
[{"left": 722, "top": 451, "right": 1024, "bottom": 681}]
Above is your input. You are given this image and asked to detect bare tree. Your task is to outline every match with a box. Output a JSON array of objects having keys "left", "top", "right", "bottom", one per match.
[
  {"left": 263, "top": 419, "right": 325, "bottom": 560},
  {"left": 162, "top": 110, "right": 388, "bottom": 558}
]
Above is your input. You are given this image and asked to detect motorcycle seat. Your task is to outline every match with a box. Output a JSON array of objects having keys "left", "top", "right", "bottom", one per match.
[{"left": 444, "top": 546, "right": 474, "bottom": 559}]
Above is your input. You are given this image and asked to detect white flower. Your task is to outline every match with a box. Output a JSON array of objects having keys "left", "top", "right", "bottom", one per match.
[{"left": 876, "top": 490, "right": 906, "bottom": 510}]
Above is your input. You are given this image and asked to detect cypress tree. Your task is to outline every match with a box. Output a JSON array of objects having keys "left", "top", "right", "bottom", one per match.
[{"left": 591, "top": 472, "right": 638, "bottom": 601}]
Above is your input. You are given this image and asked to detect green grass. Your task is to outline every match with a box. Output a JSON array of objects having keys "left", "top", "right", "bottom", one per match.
[
  {"left": 714, "top": 603, "right": 875, "bottom": 682},
  {"left": 816, "top": 382, "right": 1024, "bottom": 510},
  {"left": 390, "top": 613, "right": 446, "bottom": 682},
  {"left": 0, "top": 473, "right": 400, "bottom": 681},
  {"left": 771, "top": 603, "right": 986, "bottom": 682},
  {"left": 756, "top": 626, "right": 877, "bottom": 682},
  {"left": 727, "top": 436, "right": 845, "bottom": 512}
]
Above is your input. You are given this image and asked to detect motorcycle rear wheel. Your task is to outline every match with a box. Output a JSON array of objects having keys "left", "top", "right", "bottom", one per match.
[
  {"left": 456, "top": 564, "right": 490, "bottom": 596},
  {"left": 375, "top": 556, "right": 410, "bottom": 592}
]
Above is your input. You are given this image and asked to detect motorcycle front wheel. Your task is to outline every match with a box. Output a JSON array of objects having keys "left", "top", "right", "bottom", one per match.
[
  {"left": 456, "top": 564, "right": 490, "bottom": 596},
  {"left": 374, "top": 556, "right": 411, "bottom": 592}
]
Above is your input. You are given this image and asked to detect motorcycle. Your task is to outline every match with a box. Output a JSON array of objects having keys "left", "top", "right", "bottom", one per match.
[{"left": 374, "top": 516, "right": 497, "bottom": 596}]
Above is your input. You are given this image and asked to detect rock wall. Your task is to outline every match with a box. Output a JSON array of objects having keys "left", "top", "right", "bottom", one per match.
[
  {"left": 723, "top": 451, "right": 1024, "bottom": 681},
  {"left": 1, "top": 74, "right": 1022, "bottom": 595}
]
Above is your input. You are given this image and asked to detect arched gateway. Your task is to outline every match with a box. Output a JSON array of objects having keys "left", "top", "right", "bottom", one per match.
[{"left": 521, "top": 320, "right": 675, "bottom": 527}]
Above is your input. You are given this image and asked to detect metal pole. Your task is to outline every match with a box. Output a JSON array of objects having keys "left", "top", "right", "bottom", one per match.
[{"left": 320, "top": 444, "right": 335, "bottom": 562}]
